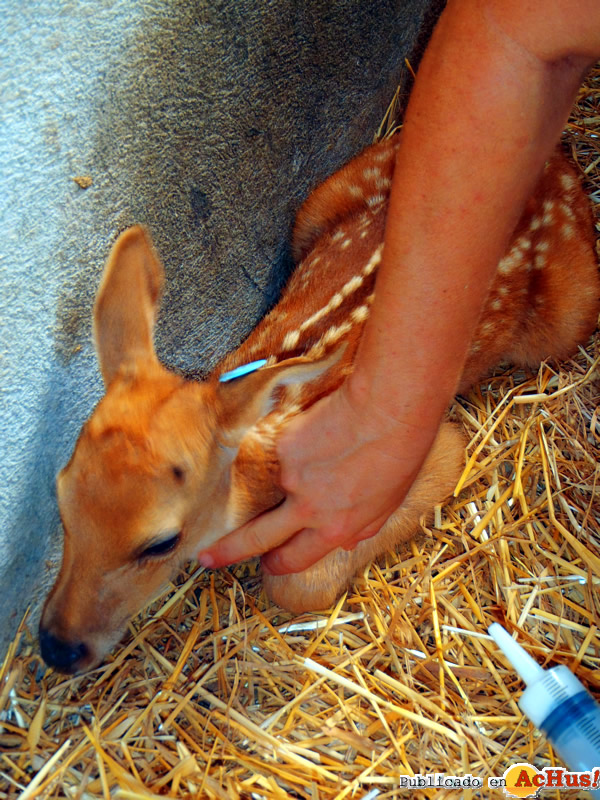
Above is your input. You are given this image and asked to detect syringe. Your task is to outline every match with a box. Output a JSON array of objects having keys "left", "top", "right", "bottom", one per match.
[{"left": 489, "top": 622, "right": 600, "bottom": 798}]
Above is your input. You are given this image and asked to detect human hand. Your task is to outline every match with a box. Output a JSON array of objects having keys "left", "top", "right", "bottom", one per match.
[{"left": 196, "top": 380, "right": 436, "bottom": 575}]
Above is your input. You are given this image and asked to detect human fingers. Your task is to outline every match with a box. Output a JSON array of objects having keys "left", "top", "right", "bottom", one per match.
[
  {"left": 262, "top": 509, "right": 393, "bottom": 574},
  {"left": 197, "top": 501, "right": 300, "bottom": 569},
  {"left": 261, "top": 526, "right": 343, "bottom": 575},
  {"left": 340, "top": 515, "right": 390, "bottom": 551}
]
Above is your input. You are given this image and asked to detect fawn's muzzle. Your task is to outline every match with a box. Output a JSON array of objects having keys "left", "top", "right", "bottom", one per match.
[{"left": 39, "top": 628, "right": 90, "bottom": 674}]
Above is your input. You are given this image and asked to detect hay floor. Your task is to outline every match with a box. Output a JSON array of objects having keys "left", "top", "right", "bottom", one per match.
[{"left": 2, "top": 66, "right": 600, "bottom": 800}]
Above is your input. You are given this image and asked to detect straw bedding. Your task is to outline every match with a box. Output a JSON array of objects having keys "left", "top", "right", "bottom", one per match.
[{"left": 1, "top": 65, "right": 599, "bottom": 800}]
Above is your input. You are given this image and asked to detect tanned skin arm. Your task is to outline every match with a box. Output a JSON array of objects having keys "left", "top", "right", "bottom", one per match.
[{"left": 198, "top": 0, "right": 600, "bottom": 574}]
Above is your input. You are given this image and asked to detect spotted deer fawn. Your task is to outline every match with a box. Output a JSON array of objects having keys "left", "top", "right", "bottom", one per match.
[{"left": 41, "top": 134, "right": 599, "bottom": 673}]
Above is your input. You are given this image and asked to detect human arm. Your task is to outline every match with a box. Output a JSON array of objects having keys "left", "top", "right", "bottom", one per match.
[{"left": 198, "top": 0, "right": 600, "bottom": 574}]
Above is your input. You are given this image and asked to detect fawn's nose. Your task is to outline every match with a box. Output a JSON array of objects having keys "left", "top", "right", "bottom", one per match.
[{"left": 39, "top": 628, "right": 90, "bottom": 673}]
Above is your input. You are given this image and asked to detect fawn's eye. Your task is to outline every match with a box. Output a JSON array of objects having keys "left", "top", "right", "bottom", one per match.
[{"left": 138, "top": 532, "right": 181, "bottom": 561}]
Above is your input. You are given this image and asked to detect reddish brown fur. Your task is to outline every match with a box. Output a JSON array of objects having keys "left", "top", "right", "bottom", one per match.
[
  {"left": 41, "top": 134, "right": 599, "bottom": 672},
  {"left": 226, "top": 136, "right": 599, "bottom": 397}
]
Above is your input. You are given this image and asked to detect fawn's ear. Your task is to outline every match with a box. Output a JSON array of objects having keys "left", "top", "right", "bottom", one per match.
[
  {"left": 217, "top": 348, "right": 344, "bottom": 442},
  {"left": 93, "top": 226, "right": 164, "bottom": 387}
]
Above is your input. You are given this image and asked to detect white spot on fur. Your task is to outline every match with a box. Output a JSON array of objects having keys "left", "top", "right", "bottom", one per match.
[
  {"left": 347, "top": 185, "right": 364, "bottom": 198},
  {"left": 491, "top": 298, "right": 502, "bottom": 311},
  {"left": 542, "top": 211, "right": 554, "bottom": 226},
  {"left": 350, "top": 305, "right": 370, "bottom": 323},
  {"left": 530, "top": 216, "right": 541, "bottom": 231},
  {"left": 363, "top": 166, "right": 381, "bottom": 180},
  {"left": 560, "top": 173, "right": 576, "bottom": 192},
  {"left": 542, "top": 200, "right": 555, "bottom": 227},
  {"left": 331, "top": 229, "right": 345, "bottom": 242},
  {"left": 470, "top": 341, "right": 481, "bottom": 354},
  {"left": 534, "top": 254, "right": 546, "bottom": 270},
  {"left": 362, "top": 244, "right": 384, "bottom": 276},
  {"left": 305, "top": 343, "right": 325, "bottom": 360},
  {"left": 515, "top": 236, "right": 532, "bottom": 252},
  {"left": 535, "top": 240, "right": 549, "bottom": 253},
  {"left": 375, "top": 176, "right": 391, "bottom": 190},
  {"left": 341, "top": 238, "right": 352, "bottom": 250},
  {"left": 305, "top": 318, "right": 354, "bottom": 360},
  {"left": 366, "top": 194, "right": 385, "bottom": 208},
  {"left": 498, "top": 285, "right": 509, "bottom": 296},
  {"left": 341, "top": 275, "right": 364, "bottom": 296},
  {"left": 298, "top": 273, "right": 365, "bottom": 334},
  {"left": 500, "top": 236, "right": 531, "bottom": 272},
  {"left": 562, "top": 223, "right": 575, "bottom": 239},
  {"left": 560, "top": 202, "right": 575, "bottom": 220},
  {"left": 281, "top": 329, "right": 301, "bottom": 350},
  {"left": 498, "top": 253, "right": 520, "bottom": 274},
  {"left": 321, "top": 321, "right": 352, "bottom": 346},
  {"left": 480, "top": 321, "right": 494, "bottom": 336},
  {"left": 374, "top": 148, "right": 393, "bottom": 162}
]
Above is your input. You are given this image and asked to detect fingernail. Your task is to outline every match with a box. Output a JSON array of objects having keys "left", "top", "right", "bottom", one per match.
[{"left": 197, "top": 552, "right": 215, "bottom": 568}]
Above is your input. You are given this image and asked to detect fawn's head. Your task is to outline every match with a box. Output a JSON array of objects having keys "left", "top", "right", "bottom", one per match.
[{"left": 41, "top": 227, "right": 332, "bottom": 673}]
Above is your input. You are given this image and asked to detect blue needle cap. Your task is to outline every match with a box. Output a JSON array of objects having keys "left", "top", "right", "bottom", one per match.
[{"left": 219, "top": 359, "right": 268, "bottom": 383}]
